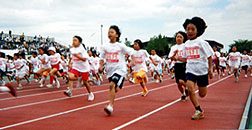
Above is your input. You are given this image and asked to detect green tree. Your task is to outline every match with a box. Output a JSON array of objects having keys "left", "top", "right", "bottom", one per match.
[
  {"left": 125, "top": 40, "right": 132, "bottom": 47},
  {"left": 145, "top": 34, "right": 176, "bottom": 56},
  {"left": 229, "top": 39, "right": 252, "bottom": 53}
]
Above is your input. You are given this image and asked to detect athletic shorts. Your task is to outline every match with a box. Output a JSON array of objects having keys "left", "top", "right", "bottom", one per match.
[
  {"left": 242, "top": 65, "right": 248, "bottom": 71},
  {"left": 108, "top": 73, "right": 125, "bottom": 89},
  {"left": 186, "top": 72, "right": 209, "bottom": 87},
  {"left": 174, "top": 63, "right": 186, "bottom": 84},
  {"left": 69, "top": 69, "right": 89, "bottom": 80},
  {"left": 52, "top": 63, "right": 60, "bottom": 70},
  {"left": 220, "top": 66, "right": 226, "bottom": 70},
  {"left": 42, "top": 70, "right": 49, "bottom": 77},
  {"left": 134, "top": 70, "right": 147, "bottom": 83}
]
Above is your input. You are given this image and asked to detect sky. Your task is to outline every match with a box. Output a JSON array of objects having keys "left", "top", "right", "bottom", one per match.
[{"left": 0, "top": 0, "right": 252, "bottom": 52}]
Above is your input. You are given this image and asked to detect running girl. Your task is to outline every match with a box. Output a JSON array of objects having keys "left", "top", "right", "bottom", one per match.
[
  {"left": 37, "top": 47, "right": 51, "bottom": 88},
  {"left": 30, "top": 52, "right": 40, "bottom": 82},
  {"left": 99, "top": 25, "right": 135, "bottom": 115},
  {"left": 169, "top": 31, "right": 188, "bottom": 101},
  {"left": 228, "top": 46, "right": 242, "bottom": 82},
  {"left": 47, "top": 47, "right": 61, "bottom": 88},
  {"left": 132, "top": 39, "right": 155, "bottom": 96},
  {"left": 88, "top": 50, "right": 101, "bottom": 86},
  {"left": 212, "top": 46, "right": 221, "bottom": 79},
  {"left": 150, "top": 49, "right": 163, "bottom": 83},
  {"left": 241, "top": 50, "right": 250, "bottom": 78},
  {"left": 183, "top": 17, "right": 214, "bottom": 120},
  {"left": 219, "top": 53, "right": 227, "bottom": 76},
  {"left": 64, "top": 36, "right": 94, "bottom": 101}
]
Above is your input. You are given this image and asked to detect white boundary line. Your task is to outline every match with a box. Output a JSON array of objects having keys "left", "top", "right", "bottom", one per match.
[
  {"left": 0, "top": 79, "right": 168, "bottom": 111},
  {"left": 238, "top": 81, "right": 252, "bottom": 129},
  {"left": 112, "top": 75, "right": 233, "bottom": 130},
  {"left": 0, "top": 83, "right": 177, "bottom": 130}
]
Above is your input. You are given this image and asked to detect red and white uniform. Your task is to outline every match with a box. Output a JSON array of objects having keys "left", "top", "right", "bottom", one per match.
[
  {"left": 229, "top": 52, "right": 242, "bottom": 68},
  {"left": 14, "top": 59, "right": 27, "bottom": 78},
  {"left": 241, "top": 54, "right": 250, "bottom": 67},
  {"left": 184, "top": 38, "right": 214, "bottom": 75},
  {"left": 89, "top": 56, "right": 100, "bottom": 74},
  {"left": 70, "top": 45, "right": 90, "bottom": 73},
  {"left": 31, "top": 57, "right": 40, "bottom": 73},
  {"left": 38, "top": 54, "right": 51, "bottom": 69},
  {"left": 132, "top": 49, "right": 150, "bottom": 72},
  {"left": 150, "top": 54, "right": 162, "bottom": 71},
  {"left": 219, "top": 57, "right": 227, "bottom": 67},
  {"left": 100, "top": 42, "right": 133, "bottom": 78},
  {"left": 49, "top": 53, "right": 61, "bottom": 70}
]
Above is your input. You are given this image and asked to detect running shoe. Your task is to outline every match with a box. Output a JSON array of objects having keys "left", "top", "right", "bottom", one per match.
[
  {"left": 250, "top": 74, "right": 252, "bottom": 77},
  {"left": 141, "top": 90, "right": 149, "bottom": 97},
  {"left": 104, "top": 104, "right": 113, "bottom": 116},
  {"left": 35, "top": 79, "right": 39, "bottom": 82},
  {"left": 192, "top": 110, "right": 204, "bottom": 120},
  {"left": 245, "top": 74, "right": 248, "bottom": 78},
  {"left": 17, "top": 84, "right": 23, "bottom": 90},
  {"left": 222, "top": 73, "right": 225, "bottom": 76},
  {"left": 40, "top": 84, "right": 44, "bottom": 88},
  {"left": 64, "top": 89, "right": 72, "bottom": 97},
  {"left": 235, "top": 77, "right": 239, "bottom": 82},
  {"left": 56, "top": 79, "right": 60, "bottom": 88},
  {"left": 156, "top": 79, "right": 159, "bottom": 83},
  {"left": 181, "top": 95, "right": 186, "bottom": 101},
  {"left": 5, "top": 83, "right": 17, "bottom": 97},
  {"left": 46, "top": 84, "right": 53, "bottom": 88},
  {"left": 97, "top": 80, "right": 101, "bottom": 86},
  {"left": 88, "top": 92, "right": 94, "bottom": 101}
]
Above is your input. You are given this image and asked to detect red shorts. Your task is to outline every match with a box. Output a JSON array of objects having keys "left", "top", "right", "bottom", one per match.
[
  {"left": 52, "top": 63, "right": 60, "bottom": 70},
  {"left": 61, "top": 72, "right": 67, "bottom": 76},
  {"left": 69, "top": 69, "right": 89, "bottom": 80}
]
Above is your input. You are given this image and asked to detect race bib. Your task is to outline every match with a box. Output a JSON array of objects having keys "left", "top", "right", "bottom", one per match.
[
  {"left": 135, "top": 56, "right": 143, "bottom": 64},
  {"left": 186, "top": 46, "right": 200, "bottom": 59},
  {"left": 106, "top": 52, "right": 119, "bottom": 63}
]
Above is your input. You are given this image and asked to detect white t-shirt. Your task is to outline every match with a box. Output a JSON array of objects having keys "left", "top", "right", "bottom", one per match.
[
  {"left": 229, "top": 52, "right": 242, "bottom": 65},
  {"left": 49, "top": 53, "right": 61, "bottom": 65},
  {"left": 6, "top": 60, "right": 14, "bottom": 72},
  {"left": 93, "top": 57, "right": 100, "bottom": 71},
  {"left": 14, "top": 59, "right": 26, "bottom": 73},
  {"left": 38, "top": 54, "right": 51, "bottom": 69},
  {"left": 100, "top": 42, "right": 133, "bottom": 78},
  {"left": 241, "top": 54, "right": 250, "bottom": 66},
  {"left": 31, "top": 57, "right": 40, "bottom": 70},
  {"left": 150, "top": 54, "right": 162, "bottom": 70},
  {"left": 219, "top": 57, "right": 227, "bottom": 67},
  {"left": 132, "top": 49, "right": 150, "bottom": 72},
  {"left": 70, "top": 45, "right": 90, "bottom": 73},
  {"left": 166, "top": 59, "right": 171, "bottom": 68},
  {"left": 212, "top": 51, "right": 220, "bottom": 61},
  {"left": 184, "top": 38, "right": 214, "bottom": 76},
  {"left": 168, "top": 44, "right": 186, "bottom": 63},
  {"left": 0, "top": 58, "right": 7, "bottom": 71}
]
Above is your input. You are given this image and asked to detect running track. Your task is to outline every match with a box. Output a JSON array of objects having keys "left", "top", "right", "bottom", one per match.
[{"left": 0, "top": 72, "right": 251, "bottom": 129}]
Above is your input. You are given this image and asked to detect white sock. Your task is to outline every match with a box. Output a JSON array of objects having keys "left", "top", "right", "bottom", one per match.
[{"left": 0, "top": 86, "right": 10, "bottom": 92}]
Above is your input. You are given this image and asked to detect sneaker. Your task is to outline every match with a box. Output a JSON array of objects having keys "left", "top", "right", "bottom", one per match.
[
  {"left": 235, "top": 77, "right": 239, "bottom": 82},
  {"left": 141, "top": 90, "right": 149, "bottom": 96},
  {"left": 64, "top": 89, "right": 72, "bottom": 97},
  {"left": 181, "top": 95, "right": 186, "bottom": 101},
  {"left": 17, "top": 84, "right": 23, "bottom": 90},
  {"left": 104, "top": 104, "right": 113, "bottom": 116},
  {"left": 159, "top": 77, "right": 162, "bottom": 83},
  {"left": 245, "top": 74, "right": 248, "bottom": 78},
  {"left": 53, "top": 80, "right": 56, "bottom": 86},
  {"left": 129, "top": 78, "right": 135, "bottom": 84},
  {"left": 5, "top": 83, "right": 17, "bottom": 97},
  {"left": 40, "top": 84, "right": 44, "bottom": 88},
  {"left": 222, "top": 73, "right": 225, "bottom": 76},
  {"left": 88, "top": 92, "right": 94, "bottom": 101},
  {"left": 97, "top": 80, "right": 101, "bottom": 86},
  {"left": 56, "top": 79, "right": 60, "bottom": 88},
  {"left": 39, "top": 78, "right": 44, "bottom": 84},
  {"left": 35, "top": 79, "right": 39, "bottom": 82},
  {"left": 46, "top": 84, "right": 53, "bottom": 88},
  {"left": 156, "top": 79, "right": 159, "bottom": 83},
  {"left": 192, "top": 110, "right": 204, "bottom": 120}
]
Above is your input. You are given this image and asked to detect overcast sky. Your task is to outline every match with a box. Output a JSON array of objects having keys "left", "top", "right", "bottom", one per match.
[{"left": 0, "top": 0, "right": 251, "bottom": 52}]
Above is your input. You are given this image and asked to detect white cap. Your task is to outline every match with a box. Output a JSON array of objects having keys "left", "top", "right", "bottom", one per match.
[{"left": 48, "top": 47, "right": 56, "bottom": 52}]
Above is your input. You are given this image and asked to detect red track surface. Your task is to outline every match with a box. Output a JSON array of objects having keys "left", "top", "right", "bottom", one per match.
[{"left": 0, "top": 72, "right": 251, "bottom": 130}]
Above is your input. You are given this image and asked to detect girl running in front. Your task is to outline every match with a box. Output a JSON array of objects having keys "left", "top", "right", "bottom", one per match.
[
  {"left": 241, "top": 50, "right": 250, "bottom": 78},
  {"left": 132, "top": 39, "right": 155, "bottom": 96},
  {"left": 228, "top": 46, "right": 242, "bottom": 82},
  {"left": 168, "top": 31, "right": 188, "bottom": 101},
  {"left": 182, "top": 17, "right": 214, "bottom": 120},
  {"left": 37, "top": 47, "right": 51, "bottom": 88},
  {"left": 219, "top": 53, "right": 227, "bottom": 76},
  {"left": 64, "top": 36, "right": 94, "bottom": 101},
  {"left": 47, "top": 47, "right": 61, "bottom": 88},
  {"left": 0, "top": 83, "right": 16, "bottom": 97},
  {"left": 99, "top": 25, "right": 135, "bottom": 115}
]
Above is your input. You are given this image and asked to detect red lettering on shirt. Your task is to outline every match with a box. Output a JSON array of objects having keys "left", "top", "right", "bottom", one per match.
[
  {"left": 106, "top": 51, "right": 119, "bottom": 63},
  {"left": 72, "top": 53, "right": 82, "bottom": 61},
  {"left": 186, "top": 46, "right": 200, "bottom": 59},
  {"left": 231, "top": 56, "right": 238, "bottom": 61},
  {"left": 176, "top": 50, "right": 184, "bottom": 58},
  {"left": 135, "top": 56, "right": 143, "bottom": 64},
  {"left": 50, "top": 57, "right": 58, "bottom": 64}
]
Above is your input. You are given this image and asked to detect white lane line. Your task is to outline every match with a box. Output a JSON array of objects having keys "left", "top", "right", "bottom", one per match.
[
  {"left": 0, "top": 79, "right": 170, "bottom": 111},
  {"left": 239, "top": 81, "right": 252, "bottom": 129},
  {"left": 113, "top": 75, "right": 233, "bottom": 130},
  {"left": 0, "top": 83, "right": 177, "bottom": 130}
]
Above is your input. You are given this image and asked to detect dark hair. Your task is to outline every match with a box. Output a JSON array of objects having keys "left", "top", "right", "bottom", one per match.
[
  {"left": 38, "top": 47, "right": 45, "bottom": 52},
  {"left": 7, "top": 55, "right": 13, "bottom": 60},
  {"left": 109, "top": 25, "right": 121, "bottom": 42},
  {"left": 134, "top": 39, "right": 143, "bottom": 49},
  {"left": 183, "top": 17, "right": 207, "bottom": 37},
  {"left": 175, "top": 31, "right": 188, "bottom": 43},
  {"left": 32, "top": 51, "right": 38, "bottom": 56},
  {"left": 74, "top": 35, "right": 82, "bottom": 43},
  {"left": 14, "top": 53, "right": 19, "bottom": 57}
]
